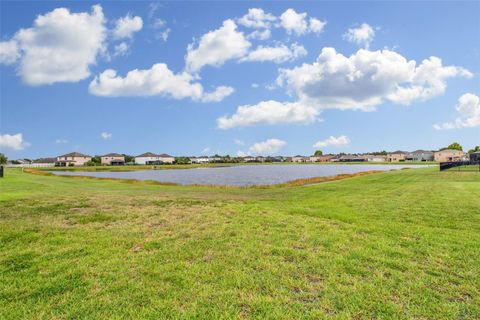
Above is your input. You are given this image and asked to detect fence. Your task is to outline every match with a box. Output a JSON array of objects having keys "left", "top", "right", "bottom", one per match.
[
  {"left": 5, "top": 163, "right": 55, "bottom": 168},
  {"left": 439, "top": 161, "right": 480, "bottom": 172}
]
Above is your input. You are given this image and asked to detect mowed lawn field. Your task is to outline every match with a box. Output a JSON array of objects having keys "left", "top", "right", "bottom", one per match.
[{"left": 1, "top": 168, "right": 479, "bottom": 319}]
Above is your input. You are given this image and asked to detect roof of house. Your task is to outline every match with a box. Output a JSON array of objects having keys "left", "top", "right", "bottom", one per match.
[
  {"left": 58, "top": 152, "right": 91, "bottom": 157},
  {"left": 435, "top": 149, "right": 464, "bottom": 153},
  {"left": 410, "top": 150, "right": 433, "bottom": 154},
  {"left": 136, "top": 152, "right": 160, "bottom": 157},
  {"left": 33, "top": 157, "right": 56, "bottom": 163},
  {"left": 102, "top": 153, "right": 124, "bottom": 157},
  {"left": 136, "top": 152, "right": 173, "bottom": 158}
]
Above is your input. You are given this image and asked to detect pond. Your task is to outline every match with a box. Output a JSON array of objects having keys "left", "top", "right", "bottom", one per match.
[{"left": 50, "top": 164, "right": 430, "bottom": 186}]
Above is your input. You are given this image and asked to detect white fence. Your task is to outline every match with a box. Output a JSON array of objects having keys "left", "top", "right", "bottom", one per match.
[{"left": 5, "top": 163, "right": 55, "bottom": 168}]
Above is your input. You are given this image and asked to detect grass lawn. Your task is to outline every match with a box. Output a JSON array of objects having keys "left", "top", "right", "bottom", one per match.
[{"left": 1, "top": 167, "right": 479, "bottom": 319}]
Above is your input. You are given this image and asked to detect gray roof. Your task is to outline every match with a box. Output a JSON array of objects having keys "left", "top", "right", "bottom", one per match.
[
  {"left": 410, "top": 150, "right": 433, "bottom": 154},
  {"left": 33, "top": 157, "right": 56, "bottom": 163},
  {"left": 136, "top": 152, "right": 173, "bottom": 158},
  {"left": 58, "top": 152, "right": 91, "bottom": 157},
  {"left": 102, "top": 153, "right": 124, "bottom": 157},
  {"left": 136, "top": 152, "right": 160, "bottom": 157}
]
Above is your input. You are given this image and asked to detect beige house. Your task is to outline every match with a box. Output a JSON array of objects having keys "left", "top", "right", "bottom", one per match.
[
  {"left": 292, "top": 155, "right": 307, "bottom": 163},
  {"left": 101, "top": 153, "right": 125, "bottom": 165},
  {"left": 309, "top": 155, "right": 334, "bottom": 162},
  {"left": 387, "top": 151, "right": 408, "bottom": 162},
  {"left": 434, "top": 149, "right": 465, "bottom": 162},
  {"left": 135, "top": 152, "right": 175, "bottom": 165},
  {"left": 56, "top": 152, "right": 92, "bottom": 166}
]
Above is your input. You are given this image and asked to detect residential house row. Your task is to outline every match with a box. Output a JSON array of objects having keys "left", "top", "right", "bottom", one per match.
[{"left": 6, "top": 149, "right": 477, "bottom": 167}]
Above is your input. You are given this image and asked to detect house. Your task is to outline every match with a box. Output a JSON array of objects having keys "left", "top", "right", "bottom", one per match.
[
  {"left": 191, "top": 156, "right": 210, "bottom": 164},
  {"left": 365, "top": 154, "right": 387, "bottom": 162},
  {"left": 434, "top": 149, "right": 465, "bottom": 162},
  {"left": 407, "top": 150, "right": 434, "bottom": 162},
  {"left": 134, "top": 152, "right": 175, "bottom": 165},
  {"left": 255, "top": 156, "right": 266, "bottom": 162},
  {"left": 337, "top": 155, "right": 366, "bottom": 162},
  {"left": 271, "top": 156, "right": 284, "bottom": 162},
  {"left": 101, "top": 153, "right": 125, "bottom": 165},
  {"left": 309, "top": 155, "right": 334, "bottom": 162},
  {"left": 292, "top": 155, "right": 306, "bottom": 163},
  {"left": 32, "top": 158, "right": 56, "bottom": 167},
  {"left": 470, "top": 151, "right": 480, "bottom": 162},
  {"left": 244, "top": 156, "right": 256, "bottom": 162},
  {"left": 56, "top": 152, "right": 92, "bottom": 166},
  {"left": 387, "top": 151, "right": 408, "bottom": 162}
]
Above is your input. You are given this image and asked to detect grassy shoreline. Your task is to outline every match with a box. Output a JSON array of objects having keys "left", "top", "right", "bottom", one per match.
[{"left": 1, "top": 167, "right": 478, "bottom": 319}]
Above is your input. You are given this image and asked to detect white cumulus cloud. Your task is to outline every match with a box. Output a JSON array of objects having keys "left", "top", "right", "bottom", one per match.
[
  {"left": 344, "top": 23, "right": 375, "bottom": 49},
  {"left": 237, "top": 8, "right": 276, "bottom": 29},
  {"left": 0, "top": 133, "right": 30, "bottom": 151},
  {"left": 217, "top": 100, "right": 319, "bottom": 129},
  {"left": 313, "top": 135, "right": 350, "bottom": 148},
  {"left": 113, "top": 42, "right": 130, "bottom": 57},
  {"left": 113, "top": 14, "right": 143, "bottom": 39},
  {"left": 220, "top": 47, "right": 471, "bottom": 129},
  {"left": 185, "top": 19, "right": 251, "bottom": 73},
  {"left": 277, "top": 47, "right": 472, "bottom": 111},
  {"left": 1, "top": 5, "right": 106, "bottom": 85},
  {"left": 248, "top": 138, "right": 286, "bottom": 155},
  {"left": 280, "top": 9, "right": 325, "bottom": 36},
  {"left": 89, "top": 63, "right": 233, "bottom": 102},
  {"left": 434, "top": 93, "right": 480, "bottom": 130},
  {"left": 0, "top": 40, "right": 20, "bottom": 65},
  {"left": 101, "top": 132, "right": 112, "bottom": 140},
  {"left": 247, "top": 29, "right": 272, "bottom": 40},
  {"left": 240, "top": 43, "right": 307, "bottom": 63}
]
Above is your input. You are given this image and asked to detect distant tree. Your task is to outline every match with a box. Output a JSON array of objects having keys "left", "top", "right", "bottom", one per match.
[
  {"left": 314, "top": 150, "right": 323, "bottom": 156},
  {"left": 0, "top": 153, "right": 7, "bottom": 164},
  {"left": 175, "top": 157, "right": 191, "bottom": 164},
  {"left": 122, "top": 154, "right": 134, "bottom": 163},
  {"left": 441, "top": 142, "right": 463, "bottom": 151},
  {"left": 91, "top": 156, "right": 101, "bottom": 165},
  {"left": 468, "top": 146, "right": 480, "bottom": 154},
  {"left": 85, "top": 161, "right": 96, "bottom": 166}
]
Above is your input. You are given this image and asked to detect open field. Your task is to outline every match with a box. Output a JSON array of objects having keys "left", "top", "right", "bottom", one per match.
[
  {"left": 36, "top": 161, "right": 437, "bottom": 172},
  {"left": 1, "top": 167, "right": 479, "bottom": 319}
]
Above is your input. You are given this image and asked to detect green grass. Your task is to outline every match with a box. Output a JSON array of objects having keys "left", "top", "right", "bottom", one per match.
[
  {"left": 1, "top": 167, "right": 479, "bottom": 319},
  {"left": 445, "top": 164, "right": 480, "bottom": 172}
]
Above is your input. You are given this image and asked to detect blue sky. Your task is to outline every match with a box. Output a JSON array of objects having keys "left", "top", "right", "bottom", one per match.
[{"left": 1, "top": 1, "right": 479, "bottom": 159}]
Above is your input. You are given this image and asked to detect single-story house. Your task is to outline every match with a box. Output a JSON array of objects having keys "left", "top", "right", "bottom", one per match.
[
  {"left": 337, "top": 155, "right": 367, "bottom": 162},
  {"left": 365, "top": 154, "right": 387, "bottom": 162},
  {"left": 434, "top": 149, "right": 465, "bottom": 162},
  {"left": 191, "top": 156, "right": 210, "bottom": 164},
  {"left": 407, "top": 150, "right": 434, "bottom": 162},
  {"left": 244, "top": 156, "right": 256, "bottom": 162},
  {"left": 387, "top": 151, "right": 408, "bottom": 162},
  {"left": 56, "top": 152, "right": 92, "bottom": 166},
  {"left": 101, "top": 153, "right": 125, "bottom": 165},
  {"left": 255, "top": 156, "right": 266, "bottom": 162},
  {"left": 309, "top": 155, "right": 334, "bottom": 162},
  {"left": 135, "top": 152, "right": 175, "bottom": 165},
  {"left": 292, "top": 155, "right": 307, "bottom": 163}
]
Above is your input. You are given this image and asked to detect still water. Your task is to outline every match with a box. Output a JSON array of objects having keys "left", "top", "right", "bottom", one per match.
[{"left": 50, "top": 164, "right": 429, "bottom": 186}]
